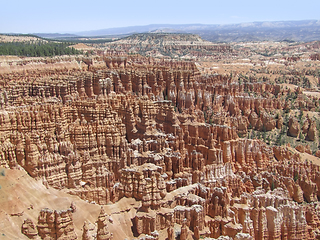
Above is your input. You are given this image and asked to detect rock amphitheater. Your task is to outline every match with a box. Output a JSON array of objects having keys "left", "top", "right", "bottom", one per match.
[{"left": 0, "top": 52, "right": 320, "bottom": 239}]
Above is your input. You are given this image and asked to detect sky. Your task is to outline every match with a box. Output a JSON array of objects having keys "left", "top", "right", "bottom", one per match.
[{"left": 1, "top": 0, "right": 320, "bottom": 33}]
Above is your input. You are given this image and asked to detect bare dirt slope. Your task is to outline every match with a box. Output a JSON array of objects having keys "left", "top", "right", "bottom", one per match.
[{"left": 0, "top": 167, "right": 138, "bottom": 239}]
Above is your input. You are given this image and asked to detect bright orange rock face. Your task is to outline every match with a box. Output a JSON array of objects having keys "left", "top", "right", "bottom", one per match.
[{"left": 0, "top": 55, "right": 319, "bottom": 239}]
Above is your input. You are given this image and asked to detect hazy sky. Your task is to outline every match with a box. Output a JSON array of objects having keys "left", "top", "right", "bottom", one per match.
[{"left": 1, "top": 0, "right": 319, "bottom": 33}]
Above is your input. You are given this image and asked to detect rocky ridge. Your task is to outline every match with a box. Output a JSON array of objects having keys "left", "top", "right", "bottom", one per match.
[{"left": 103, "top": 33, "right": 232, "bottom": 59}]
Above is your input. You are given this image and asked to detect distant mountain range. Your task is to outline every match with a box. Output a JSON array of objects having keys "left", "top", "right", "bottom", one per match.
[{"left": 35, "top": 20, "right": 320, "bottom": 42}]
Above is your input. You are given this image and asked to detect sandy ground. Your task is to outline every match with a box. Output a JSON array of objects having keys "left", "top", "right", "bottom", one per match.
[
  {"left": 300, "top": 152, "right": 320, "bottom": 166},
  {"left": 71, "top": 43, "right": 96, "bottom": 51},
  {"left": 0, "top": 35, "right": 44, "bottom": 43},
  {"left": 287, "top": 147, "right": 320, "bottom": 167},
  {"left": 281, "top": 83, "right": 299, "bottom": 91},
  {"left": 0, "top": 56, "right": 21, "bottom": 62},
  {"left": 303, "top": 91, "right": 320, "bottom": 98}
]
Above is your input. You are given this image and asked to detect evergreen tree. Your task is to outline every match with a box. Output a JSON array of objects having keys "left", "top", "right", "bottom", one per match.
[{"left": 0, "top": 41, "right": 82, "bottom": 57}]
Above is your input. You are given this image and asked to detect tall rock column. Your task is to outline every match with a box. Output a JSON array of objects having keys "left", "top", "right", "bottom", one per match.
[{"left": 97, "top": 207, "right": 113, "bottom": 240}]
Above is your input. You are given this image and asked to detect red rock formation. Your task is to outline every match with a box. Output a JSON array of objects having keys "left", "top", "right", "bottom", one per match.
[
  {"left": 1, "top": 54, "right": 319, "bottom": 239},
  {"left": 97, "top": 207, "right": 113, "bottom": 240},
  {"left": 118, "top": 163, "right": 166, "bottom": 210},
  {"left": 82, "top": 221, "right": 96, "bottom": 240},
  {"left": 287, "top": 117, "right": 300, "bottom": 138},
  {"left": 36, "top": 205, "right": 77, "bottom": 240},
  {"left": 180, "top": 218, "right": 189, "bottom": 240},
  {"left": 21, "top": 219, "right": 38, "bottom": 239},
  {"left": 306, "top": 120, "right": 317, "bottom": 141},
  {"left": 132, "top": 212, "right": 157, "bottom": 236}
]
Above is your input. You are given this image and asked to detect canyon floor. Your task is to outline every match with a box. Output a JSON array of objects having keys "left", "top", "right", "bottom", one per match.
[{"left": 0, "top": 33, "right": 320, "bottom": 239}]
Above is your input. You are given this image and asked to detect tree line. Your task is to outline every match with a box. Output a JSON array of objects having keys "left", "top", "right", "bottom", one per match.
[{"left": 0, "top": 41, "right": 82, "bottom": 57}]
